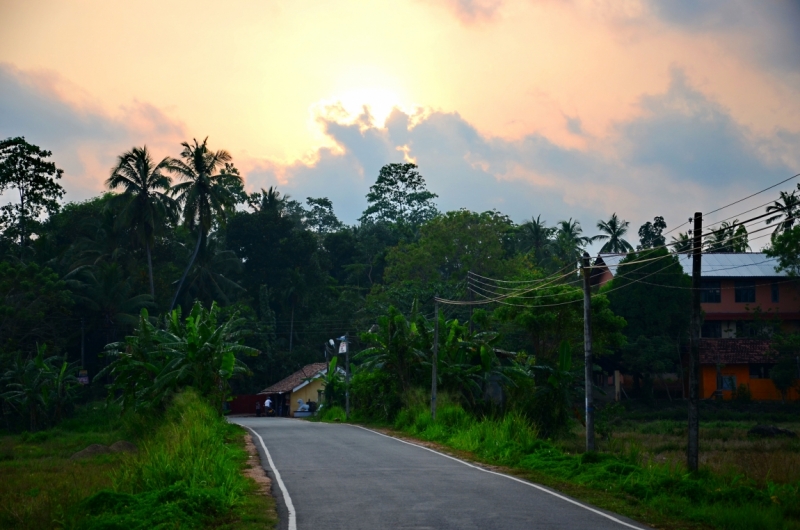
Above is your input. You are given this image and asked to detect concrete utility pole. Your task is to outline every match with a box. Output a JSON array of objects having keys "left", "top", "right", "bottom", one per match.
[
  {"left": 81, "top": 317, "right": 85, "bottom": 369},
  {"left": 345, "top": 333, "right": 350, "bottom": 421},
  {"left": 688, "top": 212, "right": 703, "bottom": 472},
  {"left": 431, "top": 299, "right": 439, "bottom": 421},
  {"left": 581, "top": 252, "right": 595, "bottom": 452},
  {"left": 468, "top": 272, "right": 474, "bottom": 335}
]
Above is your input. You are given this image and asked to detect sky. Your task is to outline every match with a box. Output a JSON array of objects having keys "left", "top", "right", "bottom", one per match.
[{"left": 1, "top": 0, "right": 799, "bottom": 250}]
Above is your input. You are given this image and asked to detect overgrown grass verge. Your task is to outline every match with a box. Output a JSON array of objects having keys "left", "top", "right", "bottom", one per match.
[
  {"left": 73, "top": 390, "right": 276, "bottom": 529},
  {"left": 388, "top": 402, "right": 800, "bottom": 530},
  {"left": 0, "top": 392, "right": 276, "bottom": 529}
]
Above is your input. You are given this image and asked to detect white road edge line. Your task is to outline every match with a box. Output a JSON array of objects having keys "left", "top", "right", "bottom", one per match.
[
  {"left": 351, "top": 424, "right": 647, "bottom": 530},
  {"left": 238, "top": 424, "right": 297, "bottom": 530}
]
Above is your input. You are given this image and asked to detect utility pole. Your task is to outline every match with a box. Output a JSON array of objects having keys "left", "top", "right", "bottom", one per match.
[
  {"left": 81, "top": 317, "right": 85, "bottom": 369},
  {"left": 431, "top": 299, "right": 439, "bottom": 421},
  {"left": 345, "top": 333, "right": 350, "bottom": 422},
  {"left": 688, "top": 212, "right": 703, "bottom": 472},
  {"left": 581, "top": 252, "right": 595, "bottom": 452},
  {"left": 468, "top": 271, "right": 474, "bottom": 334}
]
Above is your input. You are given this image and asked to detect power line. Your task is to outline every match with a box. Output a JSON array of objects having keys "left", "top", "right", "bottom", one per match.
[{"left": 704, "top": 172, "right": 800, "bottom": 216}]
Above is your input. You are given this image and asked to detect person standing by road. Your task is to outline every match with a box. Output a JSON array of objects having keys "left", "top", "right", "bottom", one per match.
[{"left": 255, "top": 399, "right": 262, "bottom": 417}]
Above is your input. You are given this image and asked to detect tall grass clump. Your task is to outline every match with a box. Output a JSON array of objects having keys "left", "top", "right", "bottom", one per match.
[
  {"left": 75, "top": 390, "right": 249, "bottom": 529},
  {"left": 394, "top": 397, "right": 543, "bottom": 466}
]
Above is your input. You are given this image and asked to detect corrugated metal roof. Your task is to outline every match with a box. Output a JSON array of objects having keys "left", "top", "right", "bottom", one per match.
[{"left": 598, "top": 252, "right": 784, "bottom": 278}]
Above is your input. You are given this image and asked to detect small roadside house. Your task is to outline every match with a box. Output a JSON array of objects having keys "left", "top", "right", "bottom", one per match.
[{"left": 259, "top": 363, "right": 329, "bottom": 416}]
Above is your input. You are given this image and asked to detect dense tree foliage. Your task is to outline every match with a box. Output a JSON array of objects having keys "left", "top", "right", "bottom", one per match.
[
  {"left": 2, "top": 133, "right": 797, "bottom": 434},
  {"left": 604, "top": 248, "right": 691, "bottom": 398}
]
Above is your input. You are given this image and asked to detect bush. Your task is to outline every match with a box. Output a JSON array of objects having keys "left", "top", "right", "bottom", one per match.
[
  {"left": 317, "top": 405, "right": 346, "bottom": 422},
  {"left": 350, "top": 369, "right": 402, "bottom": 423},
  {"left": 732, "top": 384, "right": 752, "bottom": 403}
]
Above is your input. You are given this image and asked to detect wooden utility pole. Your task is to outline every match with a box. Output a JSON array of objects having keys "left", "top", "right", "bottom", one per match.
[
  {"left": 431, "top": 299, "right": 439, "bottom": 421},
  {"left": 581, "top": 252, "right": 595, "bottom": 452},
  {"left": 688, "top": 212, "right": 702, "bottom": 472}
]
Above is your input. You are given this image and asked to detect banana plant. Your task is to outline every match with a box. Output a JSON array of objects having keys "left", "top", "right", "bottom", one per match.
[
  {"left": 100, "top": 302, "right": 258, "bottom": 412},
  {"left": 1, "top": 344, "right": 79, "bottom": 431}
]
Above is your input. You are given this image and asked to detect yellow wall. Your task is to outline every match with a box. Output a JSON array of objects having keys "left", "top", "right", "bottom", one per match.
[{"left": 290, "top": 378, "right": 325, "bottom": 414}]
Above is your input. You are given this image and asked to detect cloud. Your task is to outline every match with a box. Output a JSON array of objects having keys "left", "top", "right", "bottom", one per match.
[
  {"left": 243, "top": 68, "right": 800, "bottom": 248},
  {"left": 2, "top": 62, "right": 798, "bottom": 252},
  {"left": 617, "top": 68, "right": 795, "bottom": 186},
  {"left": 645, "top": 0, "right": 800, "bottom": 77},
  {"left": 0, "top": 63, "right": 186, "bottom": 200}
]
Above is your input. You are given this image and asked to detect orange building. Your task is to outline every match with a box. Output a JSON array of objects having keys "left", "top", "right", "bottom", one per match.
[{"left": 593, "top": 252, "right": 800, "bottom": 401}]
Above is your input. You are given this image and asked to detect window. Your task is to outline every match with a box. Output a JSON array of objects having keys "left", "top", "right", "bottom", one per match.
[
  {"left": 702, "top": 321, "right": 722, "bottom": 338},
  {"left": 772, "top": 282, "right": 780, "bottom": 303},
  {"left": 749, "top": 364, "right": 773, "bottom": 379},
  {"left": 735, "top": 280, "right": 756, "bottom": 303},
  {"left": 701, "top": 280, "right": 721, "bottom": 303},
  {"left": 721, "top": 375, "right": 737, "bottom": 391}
]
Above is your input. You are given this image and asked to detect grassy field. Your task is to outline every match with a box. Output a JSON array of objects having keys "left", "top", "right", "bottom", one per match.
[
  {"left": 316, "top": 398, "right": 800, "bottom": 530},
  {"left": 0, "top": 393, "right": 276, "bottom": 529},
  {"left": 555, "top": 401, "right": 800, "bottom": 488}
]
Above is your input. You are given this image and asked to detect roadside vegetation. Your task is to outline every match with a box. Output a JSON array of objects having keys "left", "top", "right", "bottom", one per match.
[
  {"left": 316, "top": 394, "right": 800, "bottom": 530},
  {"left": 3, "top": 136, "right": 800, "bottom": 529},
  {"left": 0, "top": 391, "right": 275, "bottom": 529}
]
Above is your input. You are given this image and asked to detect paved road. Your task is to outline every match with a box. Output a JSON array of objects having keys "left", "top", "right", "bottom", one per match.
[{"left": 232, "top": 417, "right": 649, "bottom": 530}]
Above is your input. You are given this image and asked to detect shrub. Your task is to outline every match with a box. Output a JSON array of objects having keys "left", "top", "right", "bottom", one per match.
[
  {"left": 732, "top": 383, "right": 752, "bottom": 403},
  {"left": 350, "top": 369, "right": 402, "bottom": 423}
]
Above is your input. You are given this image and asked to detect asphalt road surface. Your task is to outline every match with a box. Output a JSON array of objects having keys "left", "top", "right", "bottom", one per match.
[{"left": 232, "top": 417, "right": 650, "bottom": 530}]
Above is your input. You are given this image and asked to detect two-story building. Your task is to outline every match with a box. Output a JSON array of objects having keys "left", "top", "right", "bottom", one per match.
[{"left": 593, "top": 252, "right": 800, "bottom": 401}]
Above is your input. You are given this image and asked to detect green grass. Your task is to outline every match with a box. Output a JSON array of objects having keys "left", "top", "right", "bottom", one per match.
[
  {"left": 74, "top": 390, "right": 276, "bottom": 529},
  {"left": 0, "top": 393, "right": 276, "bottom": 529},
  {"left": 0, "top": 402, "right": 134, "bottom": 529},
  {"left": 388, "top": 402, "right": 800, "bottom": 530}
]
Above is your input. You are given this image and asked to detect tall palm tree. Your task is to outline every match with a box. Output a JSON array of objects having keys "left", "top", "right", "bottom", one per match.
[
  {"left": 180, "top": 236, "right": 245, "bottom": 308},
  {"left": 518, "top": 215, "right": 555, "bottom": 264},
  {"left": 168, "top": 138, "right": 241, "bottom": 311},
  {"left": 249, "top": 186, "right": 289, "bottom": 213},
  {"left": 765, "top": 190, "right": 800, "bottom": 235},
  {"left": 671, "top": 232, "right": 692, "bottom": 254},
  {"left": 553, "top": 218, "right": 594, "bottom": 265},
  {"left": 705, "top": 220, "right": 750, "bottom": 253},
  {"left": 107, "top": 146, "right": 177, "bottom": 297},
  {"left": 595, "top": 213, "right": 633, "bottom": 254}
]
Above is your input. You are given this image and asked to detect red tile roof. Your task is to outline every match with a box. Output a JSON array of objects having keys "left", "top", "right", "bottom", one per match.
[
  {"left": 259, "top": 362, "right": 328, "bottom": 394},
  {"left": 699, "top": 339, "right": 775, "bottom": 364}
]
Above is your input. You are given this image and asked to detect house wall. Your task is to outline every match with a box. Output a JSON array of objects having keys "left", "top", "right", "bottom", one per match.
[
  {"left": 290, "top": 378, "right": 325, "bottom": 414},
  {"left": 700, "top": 364, "right": 800, "bottom": 401},
  {"left": 702, "top": 280, "right": 800, "bottom": 316}
]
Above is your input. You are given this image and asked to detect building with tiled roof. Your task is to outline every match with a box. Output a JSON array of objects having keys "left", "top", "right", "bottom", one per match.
[
  {"left": 593, "top": 252, "right": 800, "bottom": 401},
  {"left": 259, "top": 363, "right": 330, "bottom": 416}
]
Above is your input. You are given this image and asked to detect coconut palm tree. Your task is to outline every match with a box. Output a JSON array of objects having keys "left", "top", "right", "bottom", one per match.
[
  {"left": 168, "top": 138, "right": 241, "bottom": 311},
  {"left": 518, "top": 215, "right": 555, "bottom": 265},
  {"left": 705, "top": 220, "right": 750, "bottom": 253},
  {"left": 671, "top": 232, "right": 692, "bottom": 254},
  {"left": 180, "top": 235, "right": 245, "bottom": 308},
  {"left": 106, "top": 146, "right": 178, "bottom": 297},
  {"left": 553, "top": 218, "right": 594, "bottom": 265},
  {"left": 765, "top": 190, "right": 800, "bottom": 235},
  {"left": 249, "top": 186, "right": 289, "bottom": 213},
  {"left": 595, "top": 213, "right": 634, "bottom": 254}
]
